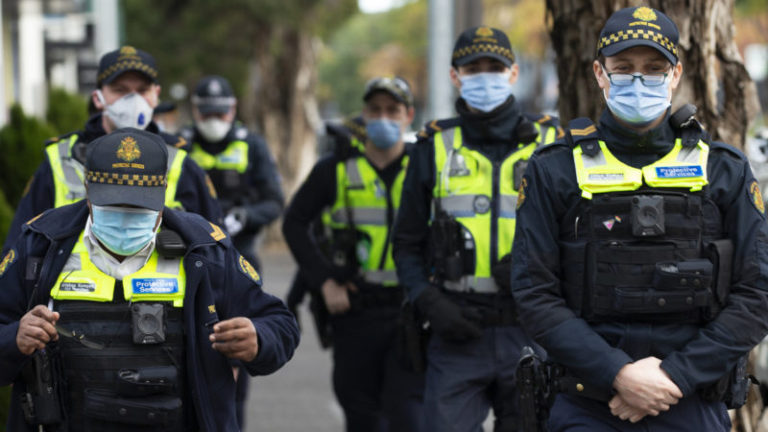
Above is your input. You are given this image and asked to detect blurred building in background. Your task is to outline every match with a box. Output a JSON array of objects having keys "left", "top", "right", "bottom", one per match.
[{"left": 0, "top": 0, "right": 119, "bottom": 127}]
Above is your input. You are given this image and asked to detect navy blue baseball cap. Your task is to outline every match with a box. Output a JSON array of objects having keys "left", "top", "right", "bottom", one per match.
[
  {"left": 85, "top": 128, "right": 168, "bottom": 211},
  {"left": 452, "top": 26, "right": 515, "bottom": 67},
  {"left": 191, "top": 76, "right": 236, "bottom": 115},
  {"left": 597, "top": 6, "right": 679, "bottom": 65},
  {"left": 97, "top": 46, "right": 159, "bottom": 87}
]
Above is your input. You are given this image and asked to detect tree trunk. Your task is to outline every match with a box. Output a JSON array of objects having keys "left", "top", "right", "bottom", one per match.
[
  {"left": 240, "top": 25, "right": 322, "bottom": 244},
  {"left": 545, "top": 0, "right": 759, "bottom": 149}
]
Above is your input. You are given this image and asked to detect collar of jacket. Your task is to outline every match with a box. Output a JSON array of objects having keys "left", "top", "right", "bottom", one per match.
[
  {"left": 598, "top": 108, "right": 676, "bottom": 157},
  {"left": 456, "top": 95, "right": 523, "bottom": 145},
  {"left": 26, "top": 201, "right": 223, "bottom": 251}
]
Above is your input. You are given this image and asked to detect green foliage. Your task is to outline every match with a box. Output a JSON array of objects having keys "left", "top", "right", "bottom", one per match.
[
  {"left": 46, "top": 88, "right": 89, "bottom": 134},
  {"left": 0, "top": 105, "right": 55, "bottom": 208},
  {"left": 317, "top": 0, "right": 427, "bottom": 117},
  {"left": 0, "top": 188, "right": 14, "bottom": 245},
  {"left": 122, "top": 0, "right": 358, "bottom": 101}
]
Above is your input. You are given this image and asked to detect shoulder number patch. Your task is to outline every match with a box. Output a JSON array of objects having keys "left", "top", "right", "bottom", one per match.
[
  {"left": 749, "top": 180, "right": 765, "bottom": 214},
  {"left": 0, "top": 249, "right": 16, "bottom": 277},
  {"left": 516, "top": 177, "right": 528, "bottom": 210},
  {"left": 238, "top": 255, "right": 260, "bottom": 283}
]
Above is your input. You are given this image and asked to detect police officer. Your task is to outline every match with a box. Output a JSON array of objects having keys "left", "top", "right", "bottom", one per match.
[
  {"left": 510, "top": 7, "right": 768, "bottom": 431},
  {"left": 0, "top": 128, "right": 299, "bottom": 431},
  {"left": 392, "top": 26, "right": 561, "bottom": 432},
  {"left": 180, "top": 75, "right": 284, "bottom": 271},
  {"left": 2, "top": 46, "right": 222, "bottom": 253},
  {"left": 283, "top": 77, "right": 424, "bottom": 432}
]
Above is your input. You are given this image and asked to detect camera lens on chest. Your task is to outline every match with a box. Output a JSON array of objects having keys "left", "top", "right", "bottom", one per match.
[{"left": 132, "top": 303, "right": 166, "bottom": 344}]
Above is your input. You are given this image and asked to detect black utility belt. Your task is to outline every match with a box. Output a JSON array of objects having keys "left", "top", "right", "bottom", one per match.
[
  {"left": 350, "top": 287, "right": 404, "bottom": 309},
  {"left": 443, "top": 291, "right": 518, "bottom": 327}
]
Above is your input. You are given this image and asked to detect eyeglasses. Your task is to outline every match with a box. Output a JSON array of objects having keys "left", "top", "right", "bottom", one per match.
[{"left": 601, "top": 66, "right": 671, "bottom": 87}]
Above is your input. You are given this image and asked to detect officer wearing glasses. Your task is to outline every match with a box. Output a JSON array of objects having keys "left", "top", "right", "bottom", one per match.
[{"left": 511, "top": 7, "right": 768, "bottom": 431}]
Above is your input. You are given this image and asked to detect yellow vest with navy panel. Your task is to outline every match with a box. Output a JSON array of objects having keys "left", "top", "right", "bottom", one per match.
[
  {"left": 565, "top": 128, "right": 724, "bottom": 323},
  {"left": 432, "top": 122, "right": 555, "bottom": 293},
  {"left": 327, "top": 154, "right": 408, "bottom": 286},
  {"left": 45, "top": 134, "right": 186, "bottom": 209}
]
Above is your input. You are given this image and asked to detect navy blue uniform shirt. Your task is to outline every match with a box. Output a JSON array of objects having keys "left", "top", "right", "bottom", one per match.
[
  {"left": 510, "top": 109, "right": 768, "bottom": 396},
  {"left": 0, "top": 201, "right": 299, "bottom": 431}
]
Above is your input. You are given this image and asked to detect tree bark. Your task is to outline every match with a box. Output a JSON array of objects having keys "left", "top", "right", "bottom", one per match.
[{"left": 546, "top": 0, "right": 759, "bottom": 149}]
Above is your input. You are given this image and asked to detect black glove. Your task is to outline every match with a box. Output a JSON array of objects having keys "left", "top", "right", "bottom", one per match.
[
  {"left": 415, "top": 285, "right": 483, "bottom": 342},
  {"left": 491, "top": 253, "right": 512, "bottom": 292}
]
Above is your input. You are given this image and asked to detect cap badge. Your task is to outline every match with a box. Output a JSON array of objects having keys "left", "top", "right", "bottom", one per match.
[
  {"left": 119, "top": 46, "right": 137, "bottom": 56},
  {"left": 117, "top": 136, "right": 141, "bottom": 162},
  {"left": 475, "top": 27, "right": 494, "bottom": 37},
  {"left": 632, "top": 7, "right": 657, "bottom": 22},
  {"left": 208, "top": 80, "right": 222, "bottom": 95}
]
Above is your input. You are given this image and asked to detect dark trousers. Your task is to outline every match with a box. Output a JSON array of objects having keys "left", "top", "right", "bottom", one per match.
[
  {"left": 331, "top": 306, "right": 425, "bottom": 432},
  {"left": 549, "top": 393, "right": 731, "bottom": 431},
  {"left": 424, "top": 325, "right": 536, "bottom": 432}
]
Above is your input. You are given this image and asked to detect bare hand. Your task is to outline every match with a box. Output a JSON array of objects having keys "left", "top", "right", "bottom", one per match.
[
  {"left": 210, "top": 317, "right": 259, "bottom": 362},
  {"left": 612, "top": 357, "right": 681, "bottom": 417},
  {"left": 321, "top": 279, "right": 357, "bottom": 315},
  {"left": 609, "top": 394, "right": 651, "bottom": 422},
  {"left": 16, "top": 305, "right": 59, "bottom": 355}
]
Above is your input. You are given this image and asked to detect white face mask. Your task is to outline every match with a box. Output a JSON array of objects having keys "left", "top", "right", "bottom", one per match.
[
  {"left": 196, "top": 118, "right": 232, "bottom": 143},
  {"left": 97, "top": 90, "right": 154, "bottom": 130}
]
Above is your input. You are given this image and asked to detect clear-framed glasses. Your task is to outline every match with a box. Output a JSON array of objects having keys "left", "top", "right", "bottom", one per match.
[{"left": 602, "top": 66, "right": 671, "bottom": 87}]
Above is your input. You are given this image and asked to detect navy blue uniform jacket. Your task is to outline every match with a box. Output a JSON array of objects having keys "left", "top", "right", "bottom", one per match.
[
  {"left": 0, "top": 201, "right": 299, "bottom": 431},
  {"left": 510, "top": 110, "right": 768, "bottom": 397},
  {"left": 3, "top": 114, "right": 223, "bottom": 253}
]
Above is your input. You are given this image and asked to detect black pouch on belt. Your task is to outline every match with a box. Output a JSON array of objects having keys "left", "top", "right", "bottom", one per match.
[
  {"left": 116, "top": 366, "right": 177, "bottom": 397},
  {"left": 83, "top": 389, "right": 182, "bottom": 426}
]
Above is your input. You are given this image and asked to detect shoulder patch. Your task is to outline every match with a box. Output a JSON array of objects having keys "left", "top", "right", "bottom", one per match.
[
  {"left": 417, "top": 117, "right": 460, "bottom": 139},
  {"left": 0, "top": 249, "right": 16, "bottom": 277},
  {"left": 516, "top": 177, "right": 528, "bottom": 210},
  {"left": 238, "top": 255, "right": 261, "bottom": 283},
  {"left": 208, "top": 222, "right": 227, "bottom": 241},
  {"left": 749, "top": 180, "right": 765, "bottom": 215}
]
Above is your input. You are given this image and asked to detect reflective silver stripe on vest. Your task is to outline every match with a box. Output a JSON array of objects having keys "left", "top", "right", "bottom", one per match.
[
  {"left": 345, "top": 158, "right": 365, "bottom": 189},
  {"left": 362, "top": 269, "right": 398, "bottom": 284},
  {"left": 581, "top": 147, "right": 607, "bottom": 169},
  {"left": 676, "top": 145, "right": 702, "bottom": 163},
  {"left": 167, "top": 146, "right": 178, "bottom": 172},
  {"left": 156, "top": 255, "right": 182, "bottom": 275},
  {"left": 499, "top": 195, "right": 518, "bottom": 219},
  {"left": 58, "top": 138, "right": 86, "bottom": 201},
  {"left": 331, "top": 207, "right": 388, "bottom": 225},
  {"left": 439, "top": 194, "right": 518, "bottom": 218},
  {"left": 440, "top": 194, "right": 477, "bottom": 217},
  {"left": 444, "top": 276, "right": 498, "bottom": 293}
]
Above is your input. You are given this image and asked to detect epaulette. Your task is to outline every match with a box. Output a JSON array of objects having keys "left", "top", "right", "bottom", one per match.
[
  {"left": 525, "top": 112, "right": 565, "bottom": 140},
  {"left": 565, "top": 117, "right": 600, "bottom": 156},
  {"left": 708, "top": 140, "right": 746, "bottom": 161},
  {"left": 343, "top": 115, "right": 367, "bottom": 143},
  {"left": 43, "top": 131, "right": 78, "bottom": 148},
  {"left": 159, "top": 131, "right": 187, "bottom": 149},
  {"left": 416, "top": 117, "right": 461, "bottom": 140}
]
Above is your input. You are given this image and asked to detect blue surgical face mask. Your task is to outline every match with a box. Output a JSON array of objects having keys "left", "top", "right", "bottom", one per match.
[
  {"left": 604, "top": 73, "right": 671, "bottom": 127},
  {"left": 459, "top": 72, "right": 513, "bottom": 113},
  {"left": 365, "top": 118, "right": 402, "bottom": 149},
  {"left": 91, "top": 205, "right": 160, "bottom": 256}
]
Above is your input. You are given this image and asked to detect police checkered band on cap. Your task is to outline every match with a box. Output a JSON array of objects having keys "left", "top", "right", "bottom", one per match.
[
  {"left": 597, "top": 29, "right": 678, "bottom": 58},
  {"left": 452, "top": 44, "right": 515, "bottom": 65},
  {"left": 86, "top": 170, "right": 167, "bottom": 187}
]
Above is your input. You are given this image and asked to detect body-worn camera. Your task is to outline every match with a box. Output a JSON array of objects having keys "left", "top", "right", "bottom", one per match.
[
  {"left": 132, "top": 303, "right": 166, "bottom": 345},
  {"left": 631, "top": 195, "right": 665, "bottom": 237}
]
